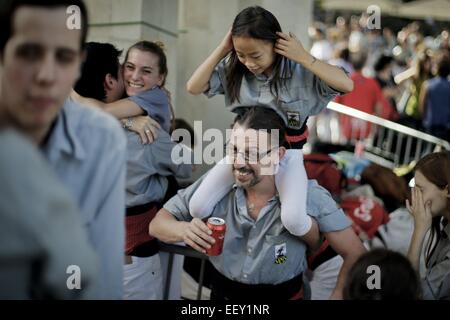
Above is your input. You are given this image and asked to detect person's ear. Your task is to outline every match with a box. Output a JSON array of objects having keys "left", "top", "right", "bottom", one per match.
[
  {"left": 444, "top": 184, "right": 450, "bottom": 198},
  {"left": 157, "top": 73, "right": 165, "bottom": 86},
  {"left": 267, "top": 146, "right": 285, "bottom": 169},
  {"left": 104, "top": 73, "right": 115, "bottom": 90},
  {"left": 278, "top": 146, "right": 286, "bottom": 161}
]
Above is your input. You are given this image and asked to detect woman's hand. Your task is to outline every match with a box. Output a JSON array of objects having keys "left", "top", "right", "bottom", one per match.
[
  {"left": 406, "top": 187, "right": 432, "bottom": 232},
  {"left": 122, "top": 115, "right": 161, "bottom": 144},
  {"left": 186, "top": 28, "right": 233, "bottom": 95},
  {"left": 180, "top": 218, "right": 215, "bottom": 254},
  {"left": 406, "top": 186, "right": 432, "bottom": 272},
  {"left": 274, "top": 32, "right": 353, "bottom": 93},
  {"left": 219, "top": 29, "right": 234, "bottom": 55},
  {"left": 275, "top": 32, "right": 309, "bottom": 64}
]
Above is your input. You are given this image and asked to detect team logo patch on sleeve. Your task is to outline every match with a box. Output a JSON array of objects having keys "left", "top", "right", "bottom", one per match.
[
  {"left": 274, "top": 243, "right": 287, "bottom": 264},
  {"left": 286, "top": 111, "right": 301, "bottom": 128}
]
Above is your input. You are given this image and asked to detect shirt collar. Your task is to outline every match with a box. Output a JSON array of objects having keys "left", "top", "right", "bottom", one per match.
[
  {"left": 233, "top": 184, "right": 280, "bottom": 219},
  {"left": 43, "top": 98, "right": 86, "bottom": 162},
  {"left": 233, "top": 183, "right": 279, "bottom": 198}
]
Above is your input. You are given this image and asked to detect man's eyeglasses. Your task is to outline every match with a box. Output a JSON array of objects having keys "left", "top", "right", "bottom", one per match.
[{"left": 224, "top": 143, "right": 278, "bottom": 163}]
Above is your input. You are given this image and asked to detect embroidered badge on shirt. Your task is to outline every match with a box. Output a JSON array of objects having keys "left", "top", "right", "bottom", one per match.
[
  {"left": 274, "top": 243, "right": 287, "bottom": 264},
  {"left": 286, "top": 111, "right": 301, "bottom": 128}
]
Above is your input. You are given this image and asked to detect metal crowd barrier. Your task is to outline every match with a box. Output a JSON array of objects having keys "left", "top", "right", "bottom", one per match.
[
  {"left": 310, "top": 102, "right": 450, "bottom": 169},
  {"left": 159, "top": 242, "right": 209, "bottom": 300}
]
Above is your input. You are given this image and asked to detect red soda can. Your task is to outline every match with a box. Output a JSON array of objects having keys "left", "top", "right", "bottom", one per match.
[{"left": 206, "top": 217, "right": 226, "bottom": 256}]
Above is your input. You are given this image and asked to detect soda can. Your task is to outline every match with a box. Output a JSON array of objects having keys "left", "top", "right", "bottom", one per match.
[{"left": 206, "top": 217, "right": 226, "bottom": 256}]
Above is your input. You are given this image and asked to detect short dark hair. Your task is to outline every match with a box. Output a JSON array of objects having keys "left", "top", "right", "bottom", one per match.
[
  {"left": 0, "top": 0, "right": 88, "bottom": 55},
  {"left": 437, "top": 53, "right": 450, "bottom": 78},
  {"left": 350, "top": 52, "right": 367, "bottom": 71},
  {"left": 374, "top": 55, "right": 393, "bottom": 72},
  {"left": 234, "top": 107, "right": 286, "bottom": 147},
  {"left": 339, "top": 47, "right": 350, "bottom": 62},
  {"left": 171, "top": 118, "right": 195, "bottom": 147},
  {"left": 343, "top": 249, "right": 421, "bottom": 300},
  {"left": 74, "top": 42, "right": 122, "bottom": 101}
]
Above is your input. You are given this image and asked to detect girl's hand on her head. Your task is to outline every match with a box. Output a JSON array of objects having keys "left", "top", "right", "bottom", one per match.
[
  {"left": 219, "top": 29, "right": 234, "bottom": 54},
  {"left": 275, "top": 32, "right": 309, "bottom": 64},
  {"left": 406, "top": 187, "right": 432, "bottom": 231}
]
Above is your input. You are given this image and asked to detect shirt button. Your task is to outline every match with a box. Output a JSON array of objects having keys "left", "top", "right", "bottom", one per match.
[
  {"left": 243, "top": 274, "right": 248, "bottom": 279},
  {"left": 247, "top": 248, "right": 252, "bottom": 254}
]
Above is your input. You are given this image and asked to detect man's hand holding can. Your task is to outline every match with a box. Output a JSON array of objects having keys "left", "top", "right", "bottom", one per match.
[{"left": 182, "top": 218, "right": 216, "bottom": 254}]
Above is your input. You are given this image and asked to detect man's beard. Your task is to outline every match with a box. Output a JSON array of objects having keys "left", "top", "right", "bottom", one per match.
[{"left": 234, "top": 167, "right": 261, "bottom": 188}]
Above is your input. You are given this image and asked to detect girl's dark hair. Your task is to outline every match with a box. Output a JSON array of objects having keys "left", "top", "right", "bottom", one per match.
[
  {"left": 124, "top": 40, "right": 174, "bottom": 125},
  {"left": 234, "top": 107, "right": 286, "bottom": 146},
  {"left": 343, "top": 249, "right": 421, "bottom": 300},
  {"left": 227, "top": 6, "right": 289, "bottom": 103},
  {"left": 414, "top": 151, "right": 450, "bottom": 267},
  {"left": 124, "top": 40, "right": 168, "bottom": 86}
]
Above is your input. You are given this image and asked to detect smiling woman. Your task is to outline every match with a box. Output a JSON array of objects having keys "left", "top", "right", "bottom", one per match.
[
  {"left": 123, "top": 44, "right": 166, "bottom": 96},
  {"left": 70, "top": 40, "right": 174, "bottom": 140}
]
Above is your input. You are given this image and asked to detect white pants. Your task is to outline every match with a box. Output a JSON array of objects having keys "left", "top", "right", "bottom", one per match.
[
  {"left": 123, "top": 254, "right": 163, "bottom": 300},
  {"left": 309, "top": 255, "right": 343, "bottom": 300}
]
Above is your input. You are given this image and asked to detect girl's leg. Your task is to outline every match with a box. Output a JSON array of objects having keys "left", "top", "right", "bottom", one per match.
[
  {"left": 275, "top": 149, "right": 312, "bottom": 236},
  {"left": 189, "top": 156, "right": 235, "bottom": 218}
]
